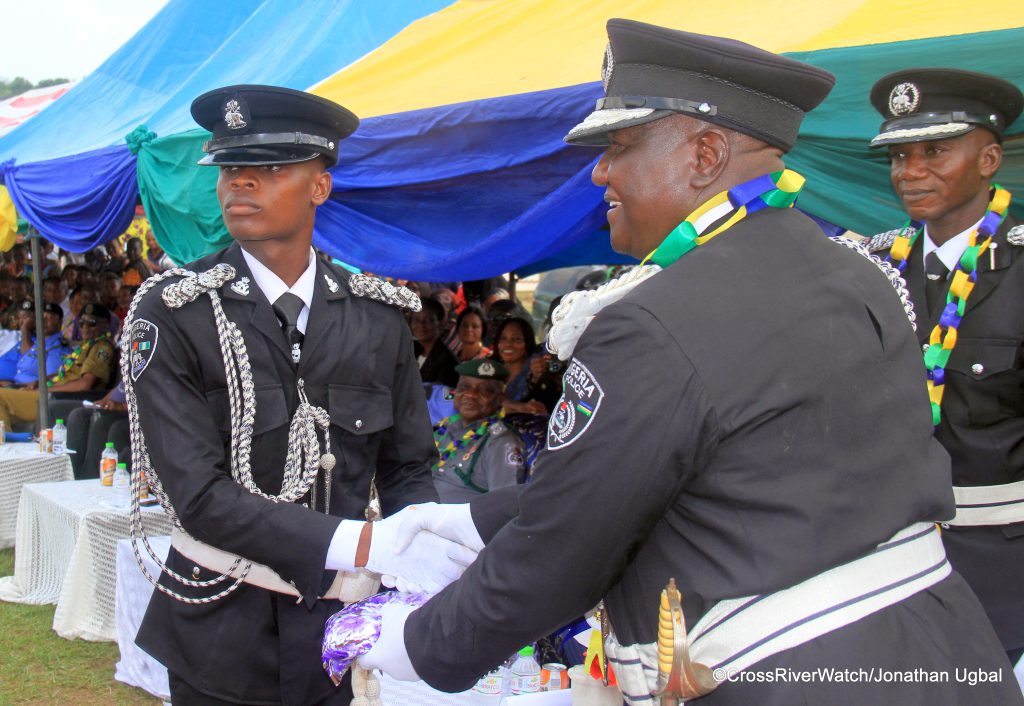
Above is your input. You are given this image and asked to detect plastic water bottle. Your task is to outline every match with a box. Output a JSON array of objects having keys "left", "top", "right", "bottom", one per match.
[
  {"left": 113, "top": 462, "right": 130, "bottom": 502},
  {"left": 52, "top": 418, "right": 67, "bottom": 454},
  {"left": 509, "top": 645, "right": 541, "bottom": 695},
  {"left": 100, "top": 442, "right": 118, "bottom": 486}
]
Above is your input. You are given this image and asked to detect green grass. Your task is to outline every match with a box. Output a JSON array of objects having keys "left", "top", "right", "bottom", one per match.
[{"left": 0, "top": 548, "right": 161, "bottom": 705}]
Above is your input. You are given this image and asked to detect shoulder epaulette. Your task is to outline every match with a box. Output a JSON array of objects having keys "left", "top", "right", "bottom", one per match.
[
  {"left": 161, "top": 264, "right": 237, "bottom": 310},
  {"left": 1006, "top": 224, "right": 1024, "bottom": 246},
  {"left": 866, "top": 229, "right": 901, "bottom": 253},
  {"left": 348, "top": 274, "right": 421, "bottom": 312}
]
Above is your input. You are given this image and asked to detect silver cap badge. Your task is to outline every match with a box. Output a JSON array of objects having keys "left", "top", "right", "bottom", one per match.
[
  {"left": 224, "top": 99, "right": 247, "bottom": 130},
  {"left": 889, "top": 82, "right": 921, "bottom": 116}
]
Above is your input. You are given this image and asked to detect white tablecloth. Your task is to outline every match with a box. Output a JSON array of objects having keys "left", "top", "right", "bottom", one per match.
[
  {"left": 114, "top": 535, "right": 570, "bottom": 705},
  {"left": 0, "top": 478, "right": 172, "bottom": 641},
  {"left": 0, "top": 443, "right": 73, "bottom": 548}
]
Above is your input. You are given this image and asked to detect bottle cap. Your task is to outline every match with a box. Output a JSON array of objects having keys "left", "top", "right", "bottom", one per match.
[
  {"left": 519, "top": 646, "right": 534, "bottom": 657},
  {"left": 105, "top": 442, "right": 114, "bottom": 448},
  {"left": 56, "top": 419, "right": 63, "bottom": 424},
  {"left": 117, "top": 462, "right": 127, "bottom": 469}
]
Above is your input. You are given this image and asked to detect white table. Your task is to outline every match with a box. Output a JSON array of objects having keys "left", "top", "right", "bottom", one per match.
[
  {"left": 0, "top": 443, "right": 73, "bottom": 548},
  {"left": 115, "top": 535, "right": 570, "bottom": 705},
  {"left": 0, "top": 478, "right": 172, "bottom": 641}
]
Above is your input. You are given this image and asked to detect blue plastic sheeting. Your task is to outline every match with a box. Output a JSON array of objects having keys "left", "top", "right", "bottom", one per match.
[
  {"left": 2, "top": 146, "right": 138, "bottom": 252},
  {"left": 315, "top": 83, "right": 621, "bottom": 280},
  {"left": 0, "top": 0, "right": 452, "bottom": 250}
]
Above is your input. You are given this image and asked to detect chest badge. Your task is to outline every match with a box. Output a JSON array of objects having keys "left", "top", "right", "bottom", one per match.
[
  {"left": 230, "top": 277, "right": 250, "bottom": 296},
  {"left": 1006, "top": 225, "right": 1024, "bottom": 246},
  {"left": 324, "top": 273, "right": 339, "bottom": 293}
]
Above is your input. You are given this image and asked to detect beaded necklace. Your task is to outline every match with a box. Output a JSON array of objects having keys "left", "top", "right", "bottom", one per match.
[
  {"left": 642, "top": 170, "right": 805, "bottom": 267},
  {"left": 49, "top": 332, "right": 113, "bottom": 386},
  {"left": 433, "top": 411, "right": 504, "bottom": 490},
  {"left": 884, "top": 185, "right": 1010, "bottom": 425}
]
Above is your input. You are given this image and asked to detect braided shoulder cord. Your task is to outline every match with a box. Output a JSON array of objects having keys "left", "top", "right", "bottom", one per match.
[
  {"left": 830, "top": 236, "right": 917, "bottom": 331},
  {"left": 123, "top": 264, "right": 335, "bottom": 604}
]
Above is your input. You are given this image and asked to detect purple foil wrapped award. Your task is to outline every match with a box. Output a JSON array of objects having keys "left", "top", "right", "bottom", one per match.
[{"left": 322, "top": 591, "right": 426, "bottom": 684}]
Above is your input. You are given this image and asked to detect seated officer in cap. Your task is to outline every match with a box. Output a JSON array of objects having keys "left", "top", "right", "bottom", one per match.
[
  {"left": 356, "top": 20, "right": 1020, "bottom": 705},
  {"left": 0, "top": 301, "right": 68, "bottom": 385},
  {"left": 432, "top": 358, "right": 524, "bottom": 502},
  {"left": 865, "top": 68, "right": 1024, "bottom": 666},
  {"left": 0, "top": 302, "right": 113, "bottom": 429},
  {"left": 127, "top": 85, "right": 474, "bottom": 706}
]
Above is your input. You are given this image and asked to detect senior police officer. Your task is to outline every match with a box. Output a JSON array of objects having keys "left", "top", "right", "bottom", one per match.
[
  {"left": 866, "top": 69, "right": 1024, "bottom": 666},
  {"left": 357, "top": 21, "right": 1022, "bottom": 705},
  {"left": 127, "top": 86, "right": 475, "bottom": 705},
  {"left": 432, "top": 358, "right": 524, "bottom": 502}
]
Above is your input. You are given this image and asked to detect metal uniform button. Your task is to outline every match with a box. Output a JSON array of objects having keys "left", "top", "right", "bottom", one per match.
[
  {"left": 355, "top": 419, "right": 363, "bottom": 430},
  {"left": 971, "top": 363, "right": 984, "bottom": 376},
  {"left": 192, "top": 566, "right": 201, "bottom": 579}
]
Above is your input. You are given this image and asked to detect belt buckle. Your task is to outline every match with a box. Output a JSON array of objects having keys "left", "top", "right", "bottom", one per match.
[{"left": 653, "top": 578, "right": 717, "bottom": 703}]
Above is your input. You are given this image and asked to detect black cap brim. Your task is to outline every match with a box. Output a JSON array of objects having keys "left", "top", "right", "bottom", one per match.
[{"left": 197, "top": 146, "right": 324, "bottom": 166}]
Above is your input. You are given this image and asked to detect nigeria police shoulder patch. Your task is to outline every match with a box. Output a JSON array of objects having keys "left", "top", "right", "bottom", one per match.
[
  {"left": 547, "top": 359, "right": 604, "bottom": 451},
  {"left": 129, "top": 319, "right": 159, "bottom": 381}
]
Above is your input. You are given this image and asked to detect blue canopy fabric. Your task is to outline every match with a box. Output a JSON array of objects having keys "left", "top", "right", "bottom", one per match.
[{"left": 0, "top": 0, "right": 453, "bottom": 252}]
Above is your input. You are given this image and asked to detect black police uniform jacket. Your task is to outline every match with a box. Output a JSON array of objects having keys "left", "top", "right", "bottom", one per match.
[
  {"left": 873, "top": 213, "right": 1024, "bottom": 654},
  {"left": 405, "top": 207, "right": 1021, "bottom": 705},
  {"left": 132, "top": 243, "right": 438, "bottom": 705}
]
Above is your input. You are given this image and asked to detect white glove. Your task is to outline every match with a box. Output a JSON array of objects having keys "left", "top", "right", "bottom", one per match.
[
  {"left": 392, "top": 502, "right": 485, "bottom": 554},
  {"left": 366, "top": 506, "right": 479, "bottom": 596},
  {"left": 357, "top": 601, "right": 420, "bottom": 681}
]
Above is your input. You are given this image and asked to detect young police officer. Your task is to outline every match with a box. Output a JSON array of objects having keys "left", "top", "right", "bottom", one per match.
[
  {"left": 866, "top": 69, "right": 1024, "bottom": 667},
  {"left": 359, "top": 21, "right": 1021, "bottom": 705},
  {"left": 129, "top": 86, "right": 473, "bottom": 705}
]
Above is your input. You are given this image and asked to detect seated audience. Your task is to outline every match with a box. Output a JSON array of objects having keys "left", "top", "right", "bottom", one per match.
[
  {"left": 66, "top": 381, "right": 129, "bottom": 479},
  {"left": 432, "top": 358, "right": 524, "bottom": 502},
  {"left": 411, "top": 297, "right": 459, "bottom": 388},
  {"left": 0, "top": 303, "right": 116, "bottom": 429},
  {"left": 0, "top": 302, "right": 69, "bottom": 385},
  {"left": 144, "top": 229, "right": 174, "bottom": 272},
  {"left": 61, "top": 286, "right": 99, "bottom": 345},
  {"left": 492, "top": 316, "right": 561, "bottom": 415},
  {"left": 454, "top": 306, "right": 492, "bottom": 362},
  {"left": 121, "top": 237, "right": 153, "bottom": 286}
]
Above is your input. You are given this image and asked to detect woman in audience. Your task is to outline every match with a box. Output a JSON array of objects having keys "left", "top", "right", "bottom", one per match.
[
  {"left": 454, "top": 307, "right": 492, "bottom": 362},
  {"left": 492, "top": 317, "right": 560, "bottom": 415},
  {"left": 411, "top": 296, "right": 459, "bottom": 387}
]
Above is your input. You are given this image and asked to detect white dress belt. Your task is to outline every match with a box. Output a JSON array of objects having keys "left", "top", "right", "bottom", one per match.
[
  {"left": 171, "top": 527, "right": 380, "bottom": 603},
  {"left": 948, "top": 480, "right": 1024, "bottom": 526},
  {"left": 605, "top": 522, "right": 950, "bottom": 705}
]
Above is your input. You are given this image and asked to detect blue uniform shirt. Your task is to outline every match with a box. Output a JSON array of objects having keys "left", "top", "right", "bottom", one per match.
[{"left": 11, "top": 332, "right": 70, "bottom": 384}]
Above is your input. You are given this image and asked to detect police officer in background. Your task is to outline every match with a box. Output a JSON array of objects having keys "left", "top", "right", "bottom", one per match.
[
  {"left": 357, "top": 21, "right": 1021, "bottom": 705},
  {"left": 866, "top": 69, "right": 1024, "bottom": 666},
  {"left": 432, "top": 358, "right": 524, "bottom": 502},
  {"left": 128, "top": 86, "right": 474, "bottom": 705}
]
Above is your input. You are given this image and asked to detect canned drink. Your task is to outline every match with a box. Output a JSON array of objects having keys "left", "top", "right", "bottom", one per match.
[
  {"left": 45, "top": 428, "right": 54, "bottom": 454},
  {"left": 540, "top": 663, "right": 568, "bottom": 691},
  {"left": 0, "top": 420, "right": 6, "bottom": 444}
]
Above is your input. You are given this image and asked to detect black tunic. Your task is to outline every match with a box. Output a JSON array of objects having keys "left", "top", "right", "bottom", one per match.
[
  {"left": 405, "top": 207, "right": 1020, "bottom": 704},
  {"left": 874, "top": 213, "right": 1024, "bottom": 653},
  {"left": 132, "top": 244, "right": 438, "bottom": 705}
]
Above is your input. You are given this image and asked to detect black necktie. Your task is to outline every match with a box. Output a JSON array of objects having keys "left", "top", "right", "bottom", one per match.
[
  {"left": 272, "top": 292, "right": 305, "bottom": 364},
  {"left": 924, "top": 251, "right": 950, "bottom": 314}
]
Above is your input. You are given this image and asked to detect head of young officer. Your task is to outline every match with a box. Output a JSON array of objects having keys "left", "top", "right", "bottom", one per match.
[
  {"left": 190, "top": 85, "right": 358, "bottom": 265},
  {"left": 452, "top": 358, "right": 509, "bottom": 423},
  {"left": 565, "top": 20, "right": 834, "bottom": 260},
  {"left": 869, "top": 69, "right": 1023, "bottom": 244}
]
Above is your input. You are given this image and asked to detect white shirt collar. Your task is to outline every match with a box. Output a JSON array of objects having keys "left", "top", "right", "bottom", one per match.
[
  {"left": 922, "top": 217, "right": 984, "bottom": 273},
  {"left": 240, "top": 248, "right": 317, "bottom": 333}
]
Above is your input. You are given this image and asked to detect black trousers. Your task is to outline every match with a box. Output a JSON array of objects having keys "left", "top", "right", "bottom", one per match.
[
  {"left": 66, "top": 406, "right": 129, "bottom": 478},
  {"left": 169, "top": 670, "right": 352, "bottom": 706}
]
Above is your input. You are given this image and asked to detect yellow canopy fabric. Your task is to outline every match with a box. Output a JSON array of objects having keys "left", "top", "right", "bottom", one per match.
[
  {"left": 312, "top": 0, "right": 1024, "bottom": 118},
  {"left": 0, "top": 186, "right": 17, "bottom": 252}
]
